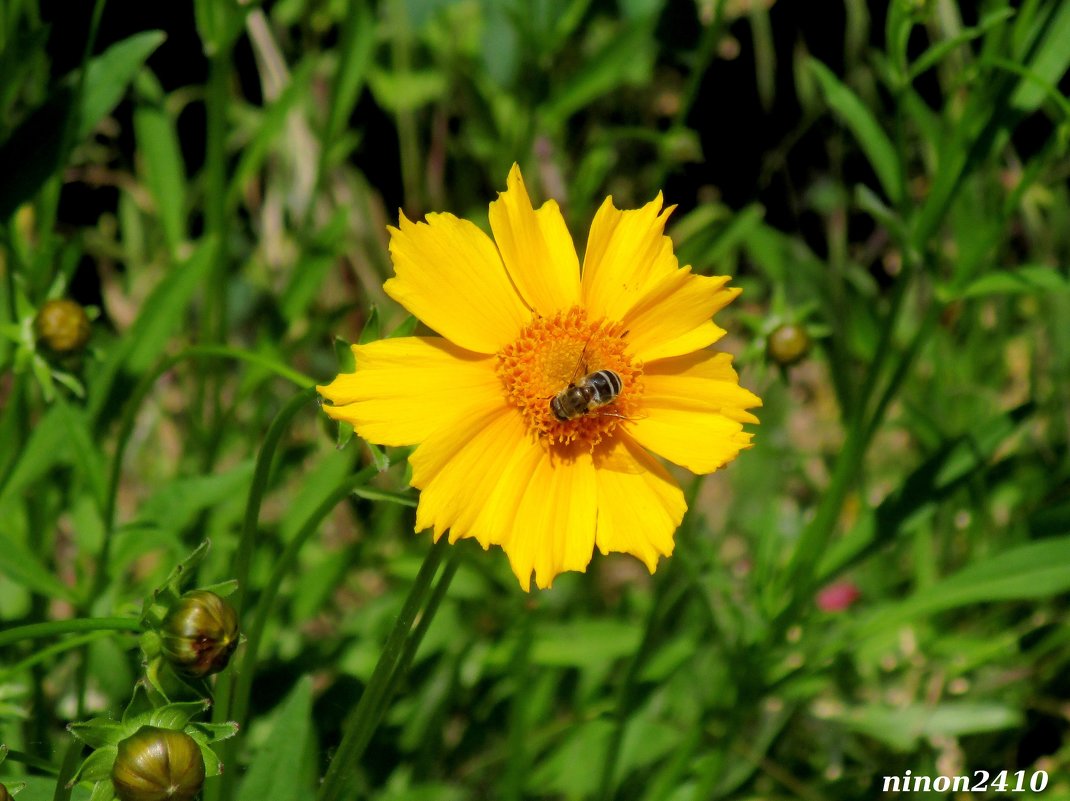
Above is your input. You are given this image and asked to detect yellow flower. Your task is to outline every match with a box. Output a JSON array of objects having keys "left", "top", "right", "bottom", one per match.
[{"left": 318, "top": 165, "right": 761, "bottom": 590}]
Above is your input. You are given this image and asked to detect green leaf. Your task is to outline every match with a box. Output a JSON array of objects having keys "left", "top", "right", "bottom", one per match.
[
  {"left": 134, "top": 70, "right": 188, "bottom": 255},
  {"left": 674, "top": 203, "right": 764, "bottom": 271},
  {"left": 358, "top": 306, "right": 382, "bottom": 345},
  {"left": 226, "top": 60, "right": 315, "bottom": 211},
  {"left": 856, "top": 537, "right": 1070, "bottom": 638},
  {"left": 0, "top": 532, "right": 79, "bottom": 604},
  {"left": 87, "top": 780, "right": 117, "bottom": 801},
  {"left": 367, "top": 68, "right": 447, "bottom": 113},
  {"left": 67, "top": 719, "right": 125, "bottom": 749},
  {"left": 193, "top": 0, "right": 246, "bottom": 55},
  {"left": 819, "top": 404, "right": 1030, "bottom": 582},
  {"left": 149, "top": 700, "right": 212, "bottom": 730},
  {"left": 541, "top": 17, "right": 656, "bottom": 125},
  {"left": 0, "top": 86, "right": 74, "bottom": 221},
  {"left": 907, "top": 8, "right": 1015, "bottom": 81},
  {"left": 0, "top": 403, "right": 68, "bottom": 508},
  {"left": 69, "top": 745, "right": 117, "bottom": 784},
  {"left": 88, "top": 237, "right": 218, "bottom": 420},
  {"left": 236, "top": 677, "right": 315, "bottom": 801},
  {"left": 913, "top": 1, "right": 1070, "bottom": 245},
  {"left": 952, "top": 265, "right": 1070, "bottom": 299},
  {"left": 1008, "top": 0, "right": 1070, "bottom": 115},
  {"left": 528, "top": 720, "right": 612, "bottom": 801},
  {"left": 531, "top": 622, "right": 640, "bottom": 668},
  {"left": 324, "top": 0, "right": 375, "bottom": 152},
  {"left": 78, "top": 31, "right": 167, "bottom": 141},
  {"left": 808, "top": 59, "right": 903, "bottom": 204},
  {"left": 134, "top": 461, "right": 254, "bottom": 535},
  {"left": 53, "top": 398, "right": 107, "bottom": 511},
  {"left": 14, "top": 778, "right": 91, "bottom": 801},
  {"left": 353, "top": 487, "right": 417, "bottom": 507},
  {"left": 189, "top": 720, "right": 240, "bottom": 744},
  {"left": 831, "top": 702, "right": 1021, "bottom": 751}
]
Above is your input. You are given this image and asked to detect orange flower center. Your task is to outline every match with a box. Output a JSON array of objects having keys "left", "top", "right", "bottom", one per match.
[{"left": 496, "top": 306, "right": 643, "bottom": 450}]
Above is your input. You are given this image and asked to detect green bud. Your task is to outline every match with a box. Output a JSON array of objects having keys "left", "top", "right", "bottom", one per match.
[
  {"left": 111, "top": 727, "right": 205, "bottom": 801},
  {"left": 767, "top": 323, "right": 811, "bottom": 367},
  {"left": 161, "top": 590, "right": 239, "bottom": 679},
  {"left": 34, "top": 299, "right": 91, "bottom": 353}
]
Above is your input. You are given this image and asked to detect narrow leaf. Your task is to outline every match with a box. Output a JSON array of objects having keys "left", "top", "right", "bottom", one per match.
[{"left": 808, "top": 59, "right": 903, "bottom": 204}]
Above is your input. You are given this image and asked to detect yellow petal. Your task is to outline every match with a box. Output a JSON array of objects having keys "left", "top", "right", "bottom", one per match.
[
  {"left": 385, "top": 211, "right": 531, "bottom": 353},
  {"left": 410, "top": 410, "right": 597, "bottom": 590},
  {"left": 593, "top": 434, "right": 685, "bottom": 572},
  {"left": 580, "top": 193, "right": 680, "bottom": 320},
  {"left": 410, "top": 406, "right": 537, "bottom": 546},
  {"left": 628, "top": 402, "right": 754, "bottom": 475},
  {"left": 621, "top": 268, "right": 739, "bottom": 363},
  {"left": 643, "top": 351, "right": 762, "bottom": 425},
  {"left": 497, "top": 446, "right": 598, "bottom": 590},
  {"left": 317, "top": 337, "right": 504, "bottom": 446},
  {"left": 488, "top": 164, "right": 580, "bottom": 315}
]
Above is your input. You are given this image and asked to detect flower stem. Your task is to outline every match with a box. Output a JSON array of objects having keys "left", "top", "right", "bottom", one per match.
[
  {"left": 316, "top": 537, "right": 452, "bottom": 801},
  {"left": 502, "top": 604, "right": 534, "bottom": 801},
  {"left": 204, "top": 384, "right": 320, "bottom": 801},
  {"left": 380, "top": 551, "right": 460, "bottom": 713},
  {"left": 597, "top": 558, "right": 686, "bottom": 801},
  {"left": 50, "top": 737, "right": 84, "bottom": 801},
  {"left": 2, "top": 747, "right": 60, "bottom": 775},
  {"left": 231, "top": 386, "right": 319, "bottom": 621},
  {"left": 228, "top": 466, "right": 379, "bottom": 728},
  {"left": 0, "top": 617, "right": 140, "bottom": 648}
]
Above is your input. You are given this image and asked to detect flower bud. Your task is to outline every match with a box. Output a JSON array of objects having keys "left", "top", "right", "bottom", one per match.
[
  {"left": 34, "top": 298, "right": 91, "bottom": 353},
  {"left": 816, "top": 581, "right": 861, "bottom": 613},
  {"left": 767, "top": 323, "right": 811, "bottom": 367},
  {"left": 161, "top": 590, "right": 239, "bottom": 679},
  {"left": 111, "top": 727, "right": 205, "bottom": 801}
]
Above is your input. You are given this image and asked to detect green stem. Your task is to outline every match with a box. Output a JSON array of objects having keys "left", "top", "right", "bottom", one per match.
[
  {"left": 202, "top": 383, "right": 319, "bottom": 801},
  {"left": 50, "top": 738, "right": 83, "bottom": 801},
  {"left": 781, "top": 253, "right": 919, "bottom": 607},
  {"left": 3, "top": 748, "right": 60, "bottom": 774},
  {"left": 0, "top": 617, "right": 140, "bottom": 647},
  {"left": 210, "top": 469, "right": 375, "bottom": 801},
  {"left": 228, "top": 466, "right": 378, "bottom": 728},
  {"left": 502, "top": 602, "right": 533, "bottom": 801},
  {"left": 317, "top": 537, "right": 451, "bottom": 801},
  {"left": 0, "top": 632, "right": 111, "bottom": 680},
  {"left": 231, "top": 387, "right": 319, "bottom": 621},
  {"left": 379, "top": 552, "right": 459, "bottom": 717},
  {"left": 597, "top": 558, "right": 686, "bottom": 801}
]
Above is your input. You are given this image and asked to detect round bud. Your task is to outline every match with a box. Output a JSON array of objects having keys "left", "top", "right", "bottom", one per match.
[
  {"left": 34, "top": 299, "right": 91, "bottom": 353},
  {"left": 111, "top": 726, "right": 205, "bottom": 801},
  {"left": 161, "top": 590, "right": 239, "bottom": 679},
  {"left": 767, "top": 323, "right": 811, "bottom": 367}
]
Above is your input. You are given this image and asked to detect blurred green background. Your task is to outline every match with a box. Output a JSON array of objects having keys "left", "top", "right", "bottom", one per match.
[{"left": 2, "top": 0, "right": 1070, "bottom": 799}]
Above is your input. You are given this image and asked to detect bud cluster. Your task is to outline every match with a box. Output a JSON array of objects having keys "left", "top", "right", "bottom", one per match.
[{"left": 67, "top": 541, "right": 241, "bottom": 801}]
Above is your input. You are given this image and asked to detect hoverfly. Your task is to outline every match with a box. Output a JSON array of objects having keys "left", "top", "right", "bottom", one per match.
[
  {"left": 548, "top": 332, "right": 629, "bottom": 422},
  {"left": 549, "top": 369, "right": 624, "bottom": 421}
]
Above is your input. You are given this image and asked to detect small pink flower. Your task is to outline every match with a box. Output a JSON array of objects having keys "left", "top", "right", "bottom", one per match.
[{"left": 816, "top": 581, "right": 861, "bottom": 612}]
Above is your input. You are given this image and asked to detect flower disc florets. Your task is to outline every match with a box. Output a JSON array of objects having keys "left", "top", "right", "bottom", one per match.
[{"left": 496, "top": 306, "right": 642, "bottom": 450}]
